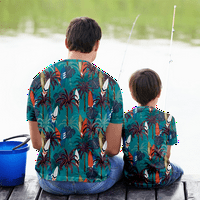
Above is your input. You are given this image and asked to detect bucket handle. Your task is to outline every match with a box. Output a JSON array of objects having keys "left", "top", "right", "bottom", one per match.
[{"left": 3, "top": 134, "right": 30, "bottom": 150}]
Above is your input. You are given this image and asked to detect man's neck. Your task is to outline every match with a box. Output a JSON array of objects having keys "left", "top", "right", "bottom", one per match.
[{"left": 68, "top": 51, "right": 94, "bottom": 63}]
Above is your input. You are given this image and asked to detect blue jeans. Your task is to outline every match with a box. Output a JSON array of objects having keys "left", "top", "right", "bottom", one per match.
[{"left": 36, "top": 155, "right": 124, "bottom": 195}]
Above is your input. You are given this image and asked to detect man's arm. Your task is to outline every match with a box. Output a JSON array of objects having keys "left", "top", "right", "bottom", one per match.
[
  {"left": 167, "top": 145, "right": 171, "bottom": 159},
  {"left": 105, "top": 123, "right": 122, "bottom": 157},
  {"left": 28, "top": 121, "right": 42, "bottom": 151}
]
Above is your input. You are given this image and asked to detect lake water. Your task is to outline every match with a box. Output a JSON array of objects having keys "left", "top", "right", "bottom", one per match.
[{"left": 0, "top": 33, "right": 200, "bottom": 176}]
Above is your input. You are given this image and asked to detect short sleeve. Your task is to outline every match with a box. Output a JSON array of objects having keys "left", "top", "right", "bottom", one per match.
[
  {"left": 110, "top": 82, "right": 124, "bottom": 124},
  {"left": 27, "top": 83, "right": 37, "bottom": 121},
  {"left": 167, "top": 116, "right": 177, "bottom": 145}
]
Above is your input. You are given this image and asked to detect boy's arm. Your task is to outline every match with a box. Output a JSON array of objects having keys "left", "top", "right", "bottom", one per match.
[
  {"left": 105, "top": 123, "right": 122, "bottom": 157},
  {"left": 167, "top": 145, "right": 171, "bottom": 159}
]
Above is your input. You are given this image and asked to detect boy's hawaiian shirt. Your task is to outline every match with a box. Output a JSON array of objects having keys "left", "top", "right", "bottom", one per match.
[
  {"left": 122, "top": 106, "right": 177, "bottom": 188},
  {"left": 27, "top": 59, "right": 123, "bottom": 182}
]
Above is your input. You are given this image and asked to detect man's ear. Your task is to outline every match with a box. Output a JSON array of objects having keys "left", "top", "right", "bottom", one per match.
[
  {"left": 65, "top": 38, "right": 69, "bottom": 49},
  {"left": 94, "top": 40, "right": 100, "bottom": 51}
]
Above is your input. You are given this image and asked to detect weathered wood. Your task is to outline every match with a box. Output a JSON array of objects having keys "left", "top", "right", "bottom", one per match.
[
  {"left": 68, "top": 194, "right": 98, "bottom": 200},
  {"left": 0, "top": 186, "right": 15, "bottom": 200},
  {"left": 157, "top": 182, "right": 185, "bottom": 200},
  {"left": 1, "top": 175, "right": 200, "bottom": 200},
  {"left": 185, "top": 181, "right": 200, "bottom": 200},
  {"left": 180, "top": 174, "right": 200, "bottom": 182},
  {"left": 39, "top": 189, "right": 68, "bottom": 200},
  {"left": 127, "top": 186, "right": 155, "bottom": 200},
  {"left": 98, "top": 181, "right": 126, "bottom": 200},
  {"left": 3, "top": 175, "right": 41, "bottom": 200}
]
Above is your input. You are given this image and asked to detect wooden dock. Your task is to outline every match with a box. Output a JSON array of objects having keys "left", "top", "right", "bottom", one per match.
[{"left": 1, "top": 175, "right": 200, "bottom": 200}]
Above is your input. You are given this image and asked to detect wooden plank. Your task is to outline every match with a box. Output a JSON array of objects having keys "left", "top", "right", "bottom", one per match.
[
  {"left": 39, "top": 189, "right": 67, "bottom": 200},
  {"left": 98, "top": 181, "right": 126, "bottom": 200},
  {"left": 68, "top": 194, "right": 98, "bottom": 200},
  {"left": 127, "top": 186, "right": 155, "bottom": 200},
  {"left": 180, "top": 174, "right": 200, "bottom": 182},
  {"left": 6, "top": 175, "right": 40, "bottom": 200},
  {"left": 185, "top": 181, "right": 200, "bottom": 200},
  {"left": 0, "top": 186, "right": 15, "bottom": 200},
  {"left": 157, "top": 182, "right": 185, "bottom": 200}
]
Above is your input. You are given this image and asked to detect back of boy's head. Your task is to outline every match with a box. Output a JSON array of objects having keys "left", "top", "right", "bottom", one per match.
[
  {"left": 129, "top": 68, "right": 162, "bottom": 106},
  {"left": 66, "top": 17, "right": 102, "bottom": 53}
]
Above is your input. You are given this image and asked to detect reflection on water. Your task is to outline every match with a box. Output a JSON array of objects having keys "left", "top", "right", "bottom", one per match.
[{"left": 0, "top": 0, "right": 200, "bottom": 45}]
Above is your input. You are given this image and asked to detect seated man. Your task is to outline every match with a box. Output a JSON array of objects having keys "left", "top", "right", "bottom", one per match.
[{"left": 27, "top": 17, "right": 124, "bottom": 195}]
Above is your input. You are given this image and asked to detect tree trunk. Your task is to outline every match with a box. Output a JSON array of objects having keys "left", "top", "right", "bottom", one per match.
[
  {"left": 42, "top": 105, "right": 44, "bottom": 119},
  {"left": 67, "top": 166, "right": 68, "bottom": 181},
  {"left": 66, "top": 106, "right": 68, "bottom": 126},
  {"left": 49, "top": 86, "right": 51, "bottom": 107},
  {"left": 101, "top": 106, "right": 102, "bottom": 119},
  {"left": 107, "top": 86, "right": 109, "bottom": 102},
  {"left": 84, "top": 93, "right": 86, "bottom": 111},
  {"left": 84, "top": 153, "right": 86, "bottom": 172}
]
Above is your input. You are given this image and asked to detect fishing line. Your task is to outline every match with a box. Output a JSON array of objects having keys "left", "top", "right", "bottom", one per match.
[
  {"left": 163, "top": 5, "right": 177, "bottom": 111},
  {"left": 118, "top": 14, "right": 140, "bottom": 83}
]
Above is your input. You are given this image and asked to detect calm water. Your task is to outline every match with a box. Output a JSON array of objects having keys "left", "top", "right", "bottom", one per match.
[
  {"left": 0, "top": 33, "right": 200, "bottom": 176},
  {"left": 0, "top": 0, "right": 200, "bottom": 176}
]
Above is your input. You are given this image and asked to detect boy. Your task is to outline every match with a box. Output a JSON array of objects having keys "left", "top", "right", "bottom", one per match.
[{"left": 122, "top": 68, "right": 183, "bottom": 188}]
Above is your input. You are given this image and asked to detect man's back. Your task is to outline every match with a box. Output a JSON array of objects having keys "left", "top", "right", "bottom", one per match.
[{"left": 27, "top": 59, "right": 123, "bottom": 182}]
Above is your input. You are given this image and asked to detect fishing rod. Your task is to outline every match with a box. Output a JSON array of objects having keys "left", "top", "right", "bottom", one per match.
[
  {"left": 163, "top": 5, "right": 177, "bottom": 111},
  {"left": 118, "top": 14, "right": 140, "bottom": 83}
]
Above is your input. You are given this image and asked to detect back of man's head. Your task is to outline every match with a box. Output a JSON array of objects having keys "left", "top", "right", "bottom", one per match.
[{"left": 66, "top": 17, "right": 102, "bottom": 53}]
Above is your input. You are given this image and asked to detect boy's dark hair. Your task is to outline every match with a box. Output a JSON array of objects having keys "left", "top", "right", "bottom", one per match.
[
  {"left": 66, "top": 17, "right": 102, "bottom": 53},
  {"left": 129, "top": 68, "right": 162, "bottom": 106}
]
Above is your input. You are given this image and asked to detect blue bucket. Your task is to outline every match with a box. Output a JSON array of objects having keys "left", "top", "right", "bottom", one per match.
[{"left": 0, "top": 134, "right": 30, "bottom": 187}]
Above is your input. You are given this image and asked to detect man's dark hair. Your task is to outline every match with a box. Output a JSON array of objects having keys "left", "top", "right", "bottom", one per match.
[
  {"left": 129, "top": 68, "right": 162, "bottom": 106},
  {"left": 66, "top": 17, "right": 102, "bottom": 53}
]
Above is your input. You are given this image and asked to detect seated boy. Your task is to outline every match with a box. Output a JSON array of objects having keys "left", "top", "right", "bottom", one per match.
[{"left": 122, "top": 68, "right": 184, "bottom": 188}]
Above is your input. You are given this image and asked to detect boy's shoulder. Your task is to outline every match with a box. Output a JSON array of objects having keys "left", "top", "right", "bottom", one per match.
[{"left": 124, "top": 106, "right": 175, "bottom": 124}]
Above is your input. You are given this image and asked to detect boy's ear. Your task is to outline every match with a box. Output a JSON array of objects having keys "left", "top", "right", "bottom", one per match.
[{"left": 158, "top": 90, "right": 161, "bottom": 98}]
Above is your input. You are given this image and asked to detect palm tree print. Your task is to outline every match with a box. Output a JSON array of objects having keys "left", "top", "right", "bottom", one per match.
[
  {"left": 94, "top": 153, "right": 110, "bottom": 179},
  {"left": 36, "top": 153, "right": 51, "bottom": 179},
  {"left": 76, "top": 134, "right": 94, "bottom": 172},
  {"left": 145, "top": 113, "right": 160, "bottom": 140},
  {"left": 44, "top": 68, "right": 61, "bottom": 106},
  {"left": 83, "top": 62, "right": 99, "bottom": 79},
  {"left": 55, "top": 149, "right": 79, "bottom": 181},
  {"left": 76, "top": 74, "right": 94, "bottom": 111},
  {"left": 124, "top": 165, "right": 148, "bottom": 187},
  {"left": 56, "top": 88, "right": 78, "bottom": 126},
  {"left": 42, "top": 127, "right": 61, "bottom": 164},
  {"left": 83, "top": 118, "right": 101, "bottom": 139},
  {"left": 94, "top": 92, "right": 109, "bottom": 119},
  {"left": 145, "top": 162, "right": 158, "bottom": 185},
  {"left": 103, "top": 73, "right": 116, "bottom": 102},
  {"left": 128, "top": 121, "right": 146, "bottom": 151},
  {"left": 36, "top": 92, "right": 51, "bottom": 119}
]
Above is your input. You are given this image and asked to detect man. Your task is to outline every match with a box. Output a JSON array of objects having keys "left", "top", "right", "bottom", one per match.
[{"left": 27, "top": 17, "right": 124, "bottom": 195}]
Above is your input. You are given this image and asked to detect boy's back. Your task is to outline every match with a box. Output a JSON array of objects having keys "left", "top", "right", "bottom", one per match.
[{"left": 122, "top": 106, "right": 177, "bottom": 188}]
